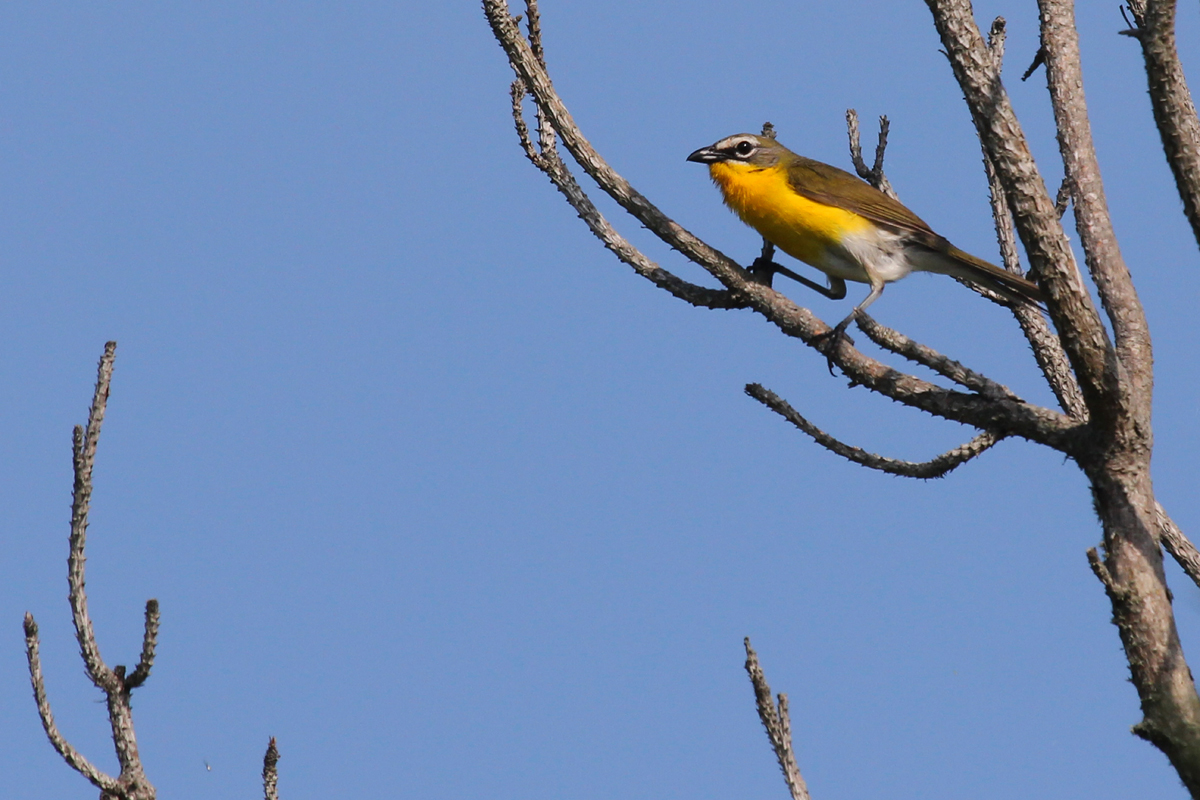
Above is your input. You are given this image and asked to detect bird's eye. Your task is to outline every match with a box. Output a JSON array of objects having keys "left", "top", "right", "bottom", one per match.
[{"left": 735, "top": 140, "right": 754, "bottom": 156}]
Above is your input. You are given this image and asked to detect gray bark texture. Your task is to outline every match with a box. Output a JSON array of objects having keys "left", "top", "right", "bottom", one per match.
[{"left": 486, "top": 0, "right": 1200, "bottom": 794}]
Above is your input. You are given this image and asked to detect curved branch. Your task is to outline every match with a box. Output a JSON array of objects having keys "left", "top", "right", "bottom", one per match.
[
  {"left": 23, "top": 614, "right": 117, "bottom": 793},
  {"left": 1123, "top": 0, "right": 1200, "bottom": 250},
  {"left": 125, "top": 599, "right": 160, "bottom": 689},
  {"left": 746, "top": 383, "right": 1003, "bottom": 479},
  {"left": 744, "top": 639, "right": 810, "bottom": 800},
  {"left": 69, "top": 341, "right": 117, "bottom": 691},
  {"left": 854, "top": 314, "right": 1019, "bottom": 400},
  {"left": 488, "top": 0, "right": 1081, "bottom": 452},
  {"left": 510, "top": 80, "right": 747, "bottom": 311}
]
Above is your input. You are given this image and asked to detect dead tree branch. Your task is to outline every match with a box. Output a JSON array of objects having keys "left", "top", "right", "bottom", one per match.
[
  {"left": 855, "top": 314, "right": 1019, "bottom": 400},
  {"left": 927, "top": 1, "right": 1200, "bottom": 791},
  {"left": 744, "top": 639, "right": 809, "bottom": 800},
  {"left": 487, "top": 0, "right": 1081, "bottom": 454},
  {"left": 746, "top": 384, "right": 1002, "bottom": 479},
  {"left": 1158, "top": 503, "right": 1200, "bottom": 592},
  {"left": 23, "top": 342, "right": 157, "bottom": 800},
  {"left": 489, "top": 1, "right": 1200, "bottom": 791},
  {"left": 925, "top": 0, "right": 1115, "bottom": 421},
  {"left": 846, "top": 109, "right": 897, "bottom": 200},
  {"left": 1122, "top": 0, "right": 1200, "bottom": 250},
  {"left": 23, "top": 614, "right": 117, "bottom": 794},
  {"left": 1039, "top": 0, "right": 1152, "bottom": 414},
  {"left": 263, "top": 738, "right": 280, "bottom": 800}
]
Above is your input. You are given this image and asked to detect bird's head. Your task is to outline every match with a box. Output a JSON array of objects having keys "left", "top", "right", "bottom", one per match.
[{"left": 686, "top": 134, "right": 789, "bottom": 173}]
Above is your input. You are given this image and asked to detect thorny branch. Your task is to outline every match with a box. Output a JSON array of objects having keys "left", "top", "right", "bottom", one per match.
[
  {"left": 23, "top": 614, "right": 117, "bottom": 794},
  {"left": 489, "top": 0, "right": 1200, "bottom": 794},
  {"left": 744, "top": 639, "right": 809, "bottom": 800},
  {"left": 746, "top": 384, "right": 1003, "bottom": 479},
  {"left": 928, "top": 0, "right": 1200, "bottom": 793},
  {"left": 487, "top": 0, "right": 1080, "bottom": 453},
  {"left": 855, "top": 314, "right": 1019, "bottom": 400},
  {"left": 24, "top": 342, "right": 158, "bottom": 800},
  {"left": 1122, "top": 0, "right": 1200, "bottom": 250},
  {"left": 263, "top": 738, "right": 281, "bottom": 800}
]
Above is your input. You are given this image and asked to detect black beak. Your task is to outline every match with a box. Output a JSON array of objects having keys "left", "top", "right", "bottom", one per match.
[{"left": 686, "top": 146, "right": 723, "bottom": 164}]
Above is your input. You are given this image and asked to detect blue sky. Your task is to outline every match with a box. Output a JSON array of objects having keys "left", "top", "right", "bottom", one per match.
[{"left": 2, "top": 2, "right": 1199, "bottom": 798}]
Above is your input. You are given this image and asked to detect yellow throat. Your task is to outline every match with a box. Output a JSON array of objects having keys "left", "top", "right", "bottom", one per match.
[{"left": 708, "top": 160, "right": 872, "bottom": 267}]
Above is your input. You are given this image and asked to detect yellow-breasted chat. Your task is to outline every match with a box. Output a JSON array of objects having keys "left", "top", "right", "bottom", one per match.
[{"left": 687, "top": 133, "right": 1043, "bottom": 340}]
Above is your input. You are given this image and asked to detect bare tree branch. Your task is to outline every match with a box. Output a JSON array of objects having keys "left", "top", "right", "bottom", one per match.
[
  {"left": 744, "top": 639, "right": 810, "bottom": 800},
  {"left": 746, "top": 383, "right": 1003, "bottom": 479},
  {"left": 27, "top": 342, "right": 158, "bottom": 800},
  {"left": 974, "top": 30, "right": 1088, "bottom": 419},
  {"left": 1039, "top": 0, "right": 1152, "bottom": 415},
  {"left": 23, "top": 613, "right": 118, "bottom": 793},
  {"left": 1158, "top": 503, "right": 1200, "bottom": 592},
  {"left": 854, "top": 314, "right": 1019, "bottom": 400},
  {"left": 263, "top": 738, "right": 280, "bottom": 800},
  {"left": 1122, "top": 0, "right": 1200, "bottom": 250},
  {"left": 846, "top": 109, "right": 897, "bottom": 200},
  {"left": 70, "top": 341, "right": 117, "bottom": 691},
  {"left": 509, "top": 79, "right": 748, "bottom": 311},
  {"left": 488, "top": 0, "right": 1082, "bottom": 452},
  {"left": 925, "top": 0, "right": 1117, "bottom": 422},
  {"left": 125, "top": 600, "right": 160, "bottom": 689}
]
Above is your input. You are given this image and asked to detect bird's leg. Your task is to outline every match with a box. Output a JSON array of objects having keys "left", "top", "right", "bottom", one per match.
[
  {"left": 750, "top": 254, "right": 847, "bottom": 300},
  {"left": 814, "top": 279, "right": 885, "bottom": 375}
]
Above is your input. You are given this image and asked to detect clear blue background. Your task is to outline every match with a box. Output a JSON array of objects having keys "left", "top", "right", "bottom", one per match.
[{"left": 3, "top": 2, "right": 1199, "bottom": 798}]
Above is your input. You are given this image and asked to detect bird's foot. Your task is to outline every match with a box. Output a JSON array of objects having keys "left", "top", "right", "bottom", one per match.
[
  {"left": 812, "top": 322, "right": 855, "bottom": 376},
  {"left": 749, "top": 256, "right": 778, "bottom": 287}
]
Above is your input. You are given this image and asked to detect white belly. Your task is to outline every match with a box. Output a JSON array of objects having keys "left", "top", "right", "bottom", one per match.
[{"left": 815, "top": 226, "right": 914, "bottom": 285}]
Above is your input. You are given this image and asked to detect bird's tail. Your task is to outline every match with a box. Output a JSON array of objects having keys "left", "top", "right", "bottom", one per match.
[{"left": 917, "top": 243, "right": 1044, "bottom": 308}]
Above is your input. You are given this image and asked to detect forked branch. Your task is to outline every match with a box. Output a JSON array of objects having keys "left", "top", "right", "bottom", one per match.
[
  {"left": 744, "top": 639, "right": 810, "bottom": 800},
  {"left": 487, "top": 0, "right": 1081, "bottom": 453},
  {"left": 24, "top": 342, "right": 157, "bottom": 800}
]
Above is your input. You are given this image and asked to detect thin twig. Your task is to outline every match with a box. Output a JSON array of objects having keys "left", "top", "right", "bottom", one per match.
[
  {"left": 744, "top": 639, "right": 810, "bottom": 800},
  {"left": 982, "top": 147, "right": 1086, "bottom": 419},
  {"left": 855, "top": 314, "right": 1019, "bottom": 400},
  {"left": 23, "top": 613, "right": 117, "bottom": 792},
  {"left": 746, "top": 383, "right": 1003, "bottom": 479},
  {"left": 263, "top": 738, "right": 280, "bottom": 800},
  {"left": 509, "top": 79, "right": 747, "bottom": 311},
  {"left": 845, "top": 109, "right": 897, "bottom": 200}
]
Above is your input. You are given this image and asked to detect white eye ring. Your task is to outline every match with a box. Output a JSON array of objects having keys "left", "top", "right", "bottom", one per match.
[{"left": 734, "top": 140, "right": 754, "bottom": 157}]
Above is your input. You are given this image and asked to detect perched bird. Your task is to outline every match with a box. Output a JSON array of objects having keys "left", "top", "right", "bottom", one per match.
[{"left": 686, "top": 133, "right": 1043, "bottom": 341}]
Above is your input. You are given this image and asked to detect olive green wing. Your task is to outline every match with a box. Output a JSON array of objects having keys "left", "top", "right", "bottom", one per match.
[
  {"left": 784, "top": 156, "right": 940, "bottom": 239},
  {"left": 786, "top": 156, "right": 1044, "bottom": 305}
]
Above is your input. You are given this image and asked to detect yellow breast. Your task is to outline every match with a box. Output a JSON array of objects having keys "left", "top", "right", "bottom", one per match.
[{"left": 709, "top": 161, "right": 871, "bottom": 267}]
